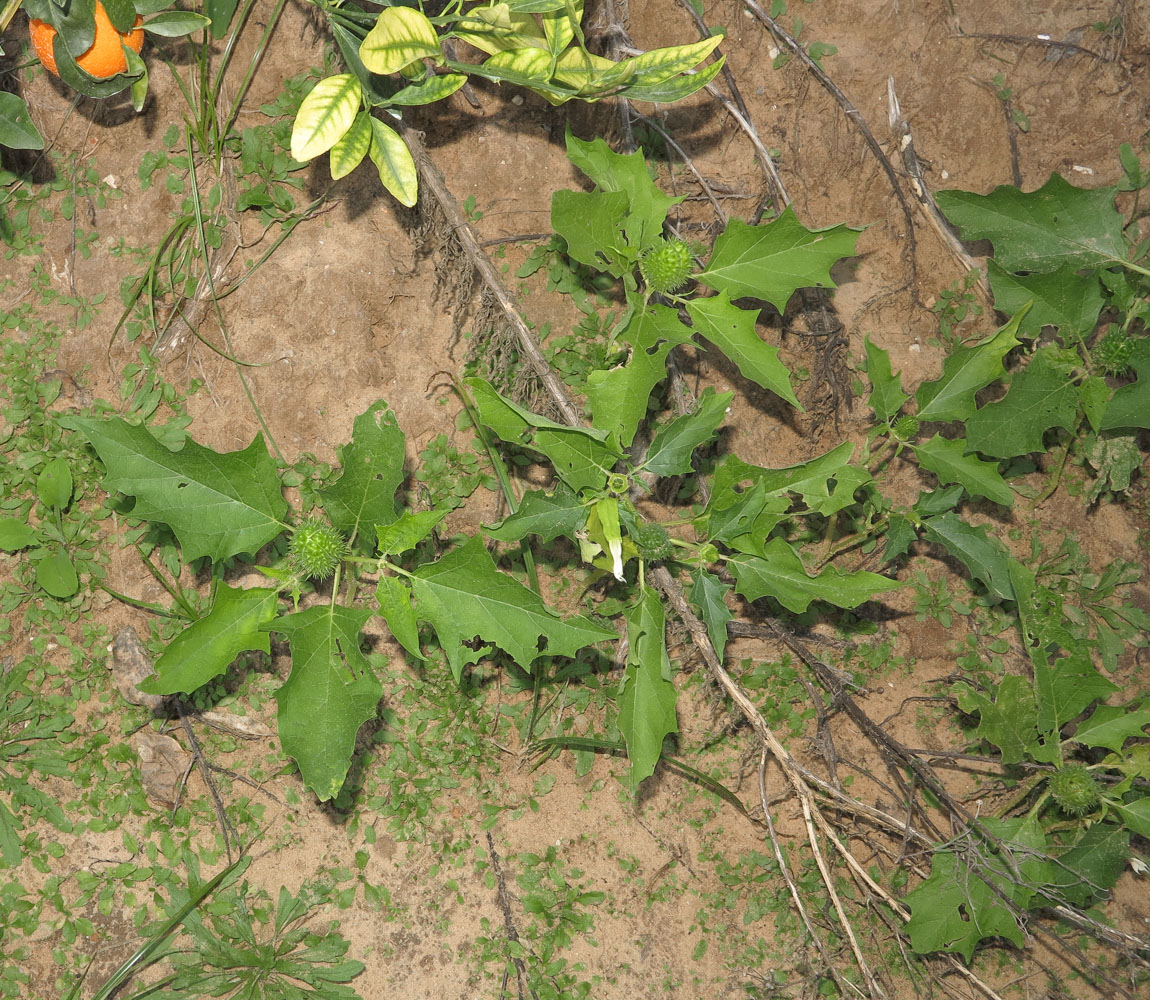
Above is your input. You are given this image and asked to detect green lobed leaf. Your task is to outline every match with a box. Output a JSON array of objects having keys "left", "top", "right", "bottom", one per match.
[
  {"left": 920, "top": 512, "right": 1014, "bottom": 601},
  {"left": 69, "top": 416, "right": 288, "bottom": 565},
  {"left": 986, "top": 261, "right": 1105, "bottom": 337},
  {"left": 964, "top": 347, "right": 1081, "bottom": 458},
  {"left": 585, "top": 304, "right": 694, "bottom": 448},
  {"left": 686, "top": 292, "right": 802, "bottom": 408},
  {"left": 882, "top": 513, "right": 917, "bottom": 564},
  {"left": 936, "top": 173, "right": 1126, "bottom": 274},
  {"left": 465, "top": 377, "right": 620, "bottom": 494},
  {"left": 697, "top": 208, "right": 861, "bottom": 312},
  {"left": 1100, "top": 338, "right": 1150, "bottom": 431},
  {"left": 368, "top": 117, "right": 418, "bottom": 207},
  {"left": 266, "top": 605, "right": 382, "bottom": 801},
  {"left": 954, "top": 675, "right": 1040, "bottom": 765},
  {"left": 727, "top": 537, "right": 901, "bottom": 614},
  {"left": 700, "top": 479, "right": 787, "bottom": 548},
  {"left": 410, "top": 535, "right": 616, "bottom": 683},
  {"left": 318, "top": 400, "right": 406, "bottom": 551},
  {"left": 565, "top": 130, "right": 681, "bottom": 252},
  {"left": 1069, "top": 703, "right": 1150, "bottom": 753},
  {"left": 642, "top": 387, "right": 733, "bottom": 478},
  {"left": 1110, "top": 798, "right": 1150, "bottom": 839},
  {"left": 374, "top": 575, "right": 424, "bottom": 662},
  {"left": 290, "top": 75, "right": 362, "bottom": 162},
  {"left": 1035, "top": 823, "right": 1130, "bottom": 908},
  {"left": 142, "top": 585, "right": 278, "bottom": 695},
  {"left": 618, "top": 586, "right": 679, "bottom": 793},
  {"left": 484, "top": 484, "right": 588, "bottom": 543},
  {"left": 688, "top": 569, "right": 732, "bottom": 665},
  {"left": 359, "top": 5, "right": 441, "bottom": 75},
  {"left": 1034, "top": 650, "right": 1117, "bottom": 738},
  {"left": 708, "top": 442, "right": 870, "bottom": 519},
  {"left": 914, "top": 311, "right": 1023, "bottom": 423},
  {"left": 551, "top": 188, "right": 632, "bottom": 274},
  {"left": 912, "top": 435, "right": 1013, "bottom": 507},
  {"left": 375, "top": 509, "right": 447, "bottom": 556},
  {"left": 863, "top": 335, "right": 908, "bottom": 422}
]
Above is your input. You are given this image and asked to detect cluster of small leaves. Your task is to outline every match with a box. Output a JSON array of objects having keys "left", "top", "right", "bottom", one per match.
[{"left": 289, "top": 0, "right": 725, "bottom": 205}]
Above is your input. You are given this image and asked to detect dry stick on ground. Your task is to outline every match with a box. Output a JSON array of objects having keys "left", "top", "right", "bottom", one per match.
[{"left": 399, "top": 112, "right": 1020, "bottom": 1000}]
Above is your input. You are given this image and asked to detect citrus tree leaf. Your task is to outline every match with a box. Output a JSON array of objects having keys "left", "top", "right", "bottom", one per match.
[
  {"left": 290, "top": 74, "right": 362, "bottom": 162},
  {"left": 585, "top": 304, "right": 693, "bottom": 448},
  {"left": 622, "top": 35, "right": 722, "bottom": 87},
  {"left": 143, "top": 584, "right": 279, "bottom": 695},
  {"left": 368, "top": 118, "right": 418, "bottom": 207},
  {"left": 619, "top": 55, "right": 724, "bottom": 103},
  {"left": 328, "top": 111, "right": 372, "bottom": 180},
  {"left": 965, "top": 347, "right": 1081, "bottom": 458},
  {"left": 727, "top": 537, "right": 902, "bottom": 614},
  {"left": 986, "top": 261, "right": 1105, "bottom": 337},
  {"left": 687, "top": 292, "right": 802, "bottom": 407},
  {"left": 912, "top": 435, "right": 1013, "bottom": 507},
  {"left": 863, "top": 335, "right": 907, "bottom": 422},
  {"left": 914, "top": 311, "right": 1023, "bottom": 422},
  {"left": 318, "top": 400, "right": 405, "bottom": 551},
  {"left": 484, "top": 484, "right": 588, "bottom": 543},
  {"left": 69, "top": 416, "right": 288, "bottom": 565},
  {"left": 140, "top": 11, "right": 212, "bottom": 37},
  {"left": 0, "top": 93, "right": 45, "bottom": 151},
  {"left": 642, "top": 387, "right": 733, "bottom": 478},
  {"left": 267, "top": 605, "right": 382, "bottom": 802},
  {"left": 697, "top": 208, "right": 861, "bottom": 311},
  {"left": 410, "top": 535, "right": 616, "bottom": 683},
  {"left": 359, "top": 5, "right": 440, "bottom": 75},
  {"left": 385, "top": 73, "right": 468, "bottom": 106},
  {"left": 618, "top": 586, "right": 678, "bottom": 793},
  {"left": 936, "top": 173, "right": 1126, "bottom": 273}
]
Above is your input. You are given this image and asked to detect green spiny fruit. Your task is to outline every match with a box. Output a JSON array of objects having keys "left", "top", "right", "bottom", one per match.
[
  {"left": 1048, "top": 763, "right": 1102, "bottom": 817},
  {"left": 1093, "top": 328, "right": 1136, "bottom": 376},
  {"left": 639, "top": 238, "right": 692, "bottom": 294},
  {"left": 632, "top": 521, "right": 673, "bottom": 562},
  {"left": 891, "top": 415, "right": 920, "bottom": 441},
  {"left": 290, "top": 517, "right": 347, "bottom": 580}
]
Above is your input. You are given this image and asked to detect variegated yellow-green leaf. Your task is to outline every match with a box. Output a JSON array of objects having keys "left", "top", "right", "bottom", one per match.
[
  {"left": 452, "top": 3, "right": 546, "bottom": 56},
  {"left": 553, "top": 47, "right": 633, "bottom": 95},
  {"left": 485, "top": 46, "right": 555, "bottom": 85},
  {"left": 291, "top": 74, "right": 362, "bottom": 162},
  {"left": 625, "top": 36, "right": 722, "bottom": 88},
  {"left": 542, "top": 0, "right": 581, "bottom": 56},
  {"left": 369, "top": 118, "right": 418, "bottom": 207},
  {"left": 328, "top": 111, "right": 372, "bottom": 180},
  {"left": 360, "top": 5, "right": 441, "bottom": 75}
]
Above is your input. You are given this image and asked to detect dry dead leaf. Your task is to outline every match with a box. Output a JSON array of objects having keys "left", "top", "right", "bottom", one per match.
[
  {"left": 111, "top": 627, "right": 170, "bottom": 714},
  {"left": 134, "top": 731, "right": 193, "bottom": 808}
]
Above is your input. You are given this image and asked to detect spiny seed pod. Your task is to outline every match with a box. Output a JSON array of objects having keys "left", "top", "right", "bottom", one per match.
[
  {"left": 1093, "top": 329, "right": 1136, "bottom": 376},
  {"left": 290, "top": 518, "right": 347, "bottom": 580},
  {"left": 632, "top": 521, "right": 673, "bottom": 562},
  {"left": 892, "top": 415, "right": 920, "bottom": 441},
  {"left": 1048, "top": 763, "right": 1102, "bottom": 817},
  {"left": 639, "top": 238, "right": 692, "bottom": 294}
]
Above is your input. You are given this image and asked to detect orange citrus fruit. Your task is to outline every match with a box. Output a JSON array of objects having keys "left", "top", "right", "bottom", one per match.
[{"left": 29, "top": 2, "right": 144, "bottom": 79}]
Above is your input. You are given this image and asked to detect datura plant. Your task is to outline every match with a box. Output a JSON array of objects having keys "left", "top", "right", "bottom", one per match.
[{"left": 289, "top": 0, "right": 724, "bottom": 205}]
